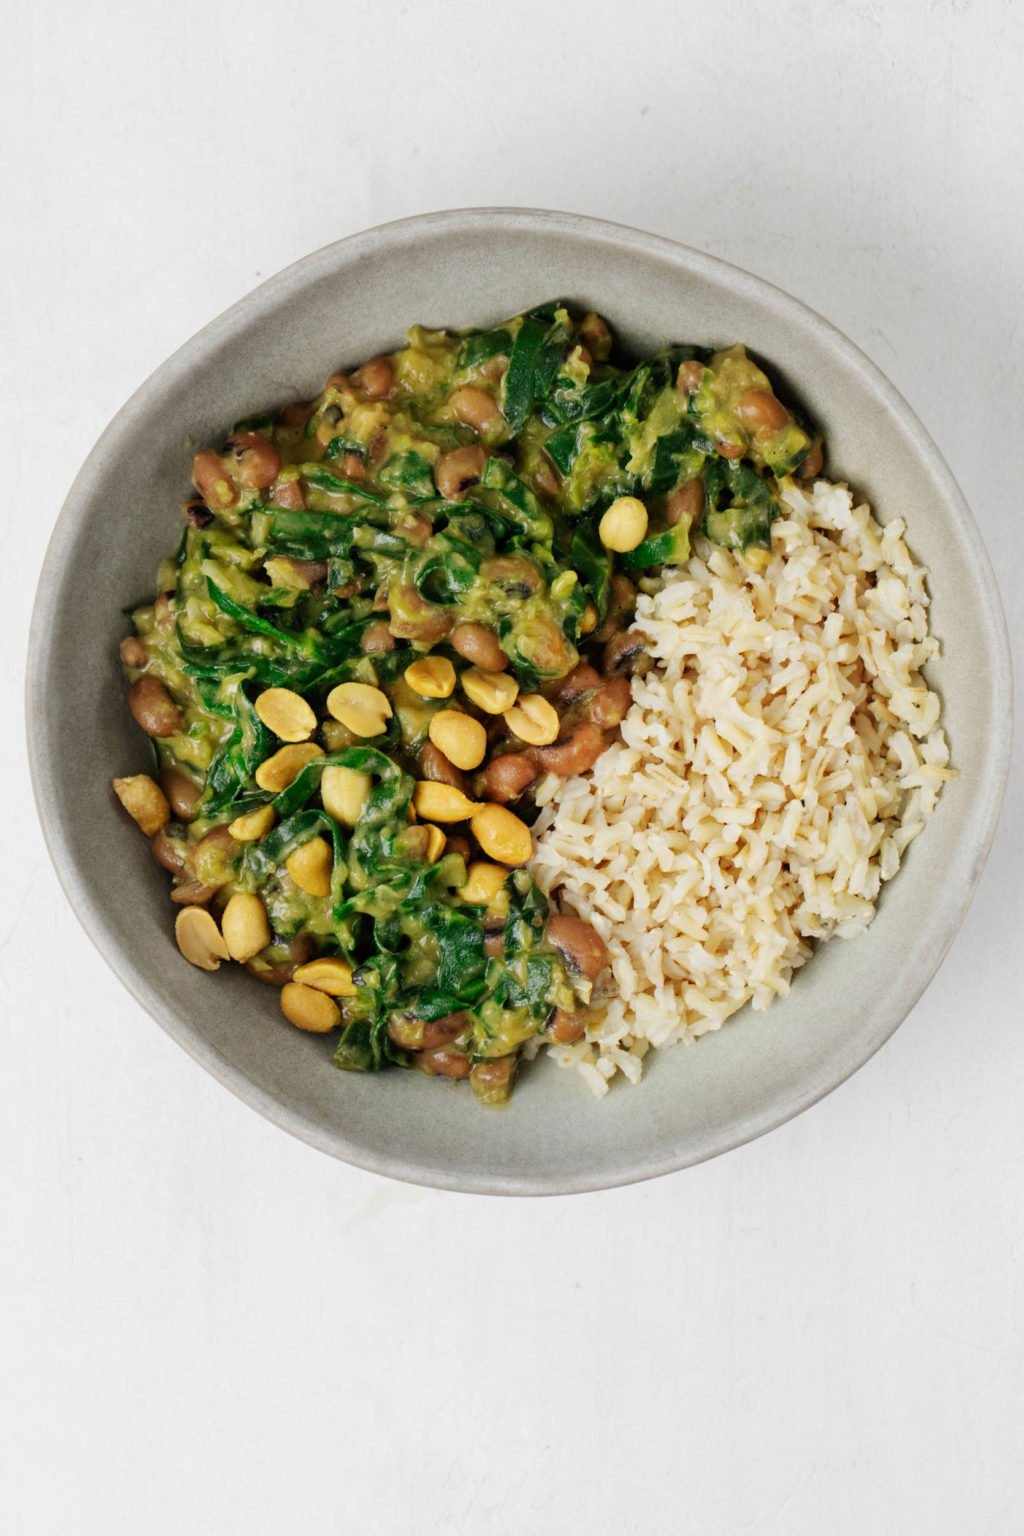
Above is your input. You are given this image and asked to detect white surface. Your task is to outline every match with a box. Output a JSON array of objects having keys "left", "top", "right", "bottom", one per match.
[{"left": 3, "top": 2, "right": 1023, "bottom": 1531}]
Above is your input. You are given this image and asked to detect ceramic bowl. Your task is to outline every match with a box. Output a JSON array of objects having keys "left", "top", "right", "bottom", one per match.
[{"left": 27, "top": 210, "right": 1012, "bottom": 1194}]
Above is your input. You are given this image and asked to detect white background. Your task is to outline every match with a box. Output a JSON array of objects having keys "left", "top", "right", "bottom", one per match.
[{"left": 3, "top": 2, "right": 1023, "bottom": 1532}]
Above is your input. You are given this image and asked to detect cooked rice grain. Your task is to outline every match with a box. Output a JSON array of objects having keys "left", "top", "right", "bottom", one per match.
[{"left": 531, "top": 479, "right": 955, "bottom": 1095}]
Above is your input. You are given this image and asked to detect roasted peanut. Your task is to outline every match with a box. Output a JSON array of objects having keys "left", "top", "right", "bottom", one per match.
[
  {"left": 428, "top": 710, "right": 487, "bottom": 771},
  {"left": 503, "top": 694, "right": 560, "bottom": 747},
  {"left": 175, "top": 906, "right": 230, "bottom": 971},
  {"left": 325, "top": 682, "right": 392, "bottom": 738},
  {"left": 292, "top": 958, "right": 357, "bottom": 997},
  {"left": 229, "top": 804, "right": 276, "bottom": 841},
  {"left": 254, "top": 742, "right": 324, "bottom": 792},
  {"left": 321, "top": 764, "right": 371, "bottom": 827},
  {"left": 255, "top": 687, "right": 317, "bottom": 742},
  {"left": 412, "top": 781, "right": 479, "bottom": 823},
  {"left": 470, "top": 804, "right": 532, "bottom": 866},
  {"left": 221, "top": 892, "right": 272, "bottom": 963},
  {"left": 458, "top": 862, "right": 509, "bottom": 907},
  {"left": 286, "top": 836, "right": 333, "bottom": 897},
  {"left": 405, "top": 656, "right": 456, "bottom": 699},
  {"left": 280, "top": 982, "right": 341, "bottom": 1033},
  {"left": 461, "top": 667, "right": 518, "bottom": 714},
  {"left": 112, "top": 774, "right": 170, "bottom": 837}
]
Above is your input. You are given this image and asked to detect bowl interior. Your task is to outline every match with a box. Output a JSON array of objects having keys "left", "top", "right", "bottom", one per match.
[{"left": 28, "top": 210, "right": 1011, "bottom": 1193}]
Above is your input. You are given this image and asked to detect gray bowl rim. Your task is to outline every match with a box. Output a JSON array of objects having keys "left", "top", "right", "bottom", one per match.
[{"left": 26, "top": 207, "right": 1014, "bottom": 1195}]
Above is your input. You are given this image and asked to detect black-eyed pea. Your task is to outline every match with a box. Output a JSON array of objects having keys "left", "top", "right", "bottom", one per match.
[
  {"left": 405, "top": 656, "right": 456, "bottom": 699},
  {"left": 280, "top": 982, "right": 341, "bottom": 1033},
  {"left": 112, "top": 774, "right": 170, "bottom": 837},
  {"left": 449, "top": 385, "right": 504, "bottom": 435},
  {"left": 421, "top": 1047, "right": 472, "bottom": 1080},
  {"left": 254, "top": 742, "right": 324, "bottom": 792},
  {"left": 119, "top": 635, "right": 148, "bottom": 668},
  {"left": 325, "top": 682, "right": 393, "bottom": 738},
  {"left": 450, "top": 622, "right": 507, "bottom": 672},
  {"left": 736, "top": 389, "right": 789, "bottom": 436},
  {"left": 191, "top": 448, "right": 236, "bottom": 510},
  {"left": 470, "top": 804, "right": 533, "bottom": 866},
  {"left": 461, "top": 667, "right": 518, "bottom": 715},
  {"left": 545, "top": 914, "right": 610, "bottom": 978},
  {"left": 361, "top": 619, "right": 395, "bottom": 653},
  {"left": 151, "top": 828, "right": 188, "bottom": 875},
  {"left": 286, "top": 836, "right": 333, "bottom": 897},
  {"left": 229, "top": 804, "right": 276, "bottom": 841},
  {"left": 428, "top": 710, "right": 487, "bottom": 771},
  {"left": 354, "top": 355, "right": 394, "bottom": 399},
  {"left": 225, "top": 432, "right": 281, "bottom": 489},
  {"left": 255, "top": 687, "right": 317, "bottom": 742},
  {"left": 175, "top": 906, "right": 230, "bottom": 971},
  {"left": 667, "top": 478, "right": 704, "bottom": 527},
  {"left": 160, "top": 767, "right": 202, "bottom": 822},
  {"left": 264, "top": 556, "right": 328, "bottom": 591},
  {"left": 579, "top": 312, "right": 612, "bottom": 359},
  {"left": 435, "top": 444, "right": 487, "bottom": 500},
  {"left": 547, "top": 1008, "right": 585, "bottom": 1043},
  {"left": 503, "top": 694, "right": 559, "bottom": 747},
  {"left": 534, "top": 722, "right": 607, "bottom": 777},
  {"left": 220, "top": 892, "right": 272, "bottom": 964},
  {"left": 321, "top": 765, "right": 371, "bottom": 828},
  {"left": 469, "top": 1055, "right": 516, "bottom": 1104},
  {"left": 412, "top": 781, "right": 479, "bottom": 823},
  {"left": 481, "top": 752, "right": 538, "bottom": 804},
  {"left": 129, "top": 675, "right": 183, "bottom": 738},
  {"left": 588, "top": 675, "right": 633, "bottom": 729},
  {"left": 292, "top": 958, "right": 357, "bottom": 997}
]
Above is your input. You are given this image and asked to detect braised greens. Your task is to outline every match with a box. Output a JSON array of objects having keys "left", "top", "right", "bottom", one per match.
[{"left": 117, "top": 302, "right": 818, "bottom": 1105}]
